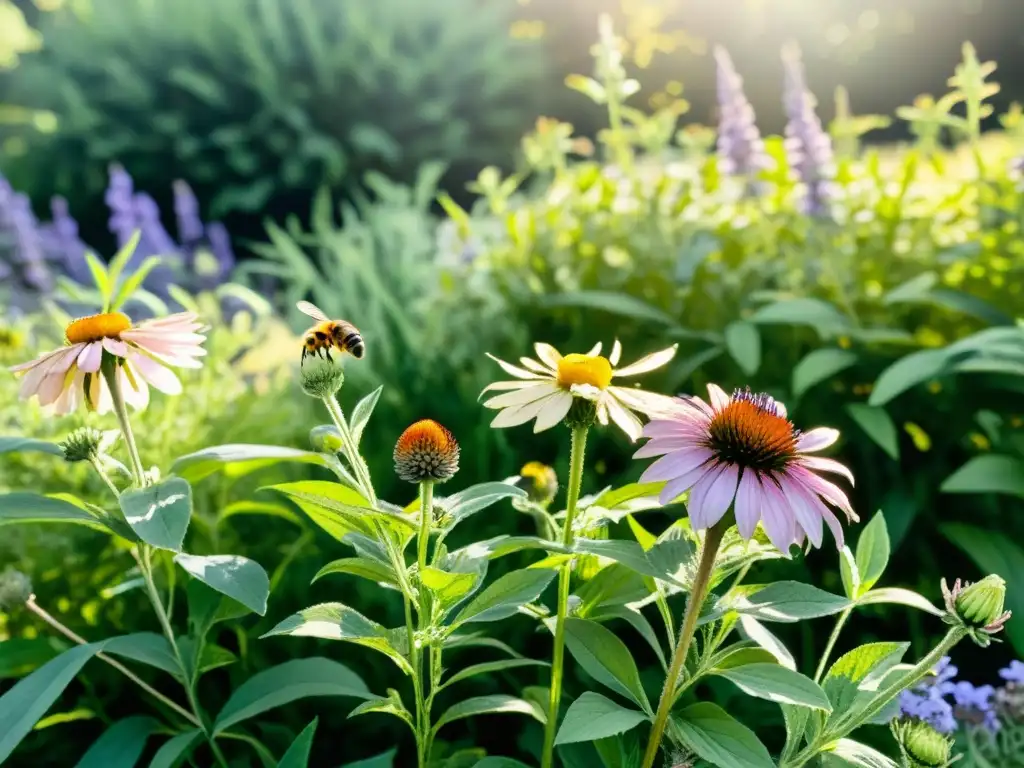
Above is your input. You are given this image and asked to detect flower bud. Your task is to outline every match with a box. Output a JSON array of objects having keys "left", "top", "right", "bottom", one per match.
[
  {"left": 955, "top": 575, "right": 1007, "bottom": 628},
  {"left": 59, "top": 426, "right": 103, "bottom": 463},
  {"left": 563, "top": 396, "right": 598, "bottom": 430},
  {"left": 515, "top": 462, "right": 559, "bottom": 506},
  {"left": 891, "top": 718, "right": 954, "bottom": 767},
  {"left": 0, "top": 568, "right": 33, "bottom": 610},
  {"left": 393, "top": 420, "right": 460, "bottom": 484},
  {"left": 300, "top": 356, "right": 345, "bottom": 398},
  {"left": 310, "top": 425, "right": 344, "bottom": 453}
]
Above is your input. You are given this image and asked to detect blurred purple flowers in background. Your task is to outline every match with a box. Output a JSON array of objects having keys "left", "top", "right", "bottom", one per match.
[
  {"left": 782, "top": 45, "right": 835, "bottom": 216},
  {"left": 713, "top": 46, "right": 769, "bottom": 189}
]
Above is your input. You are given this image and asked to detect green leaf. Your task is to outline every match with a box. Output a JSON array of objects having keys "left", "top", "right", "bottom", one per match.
[
  {"left": 856, "top": 588, "right": 942, "bottom": 617},
  {"left": 440, "top": 659, "right": 548, "bottom": 691},
  {"left": 119, "top": 478, "right": 192, "bottom": 552},
  {"left": 0, "top": 638, "right": 65, "bottom": 679},
  {"left": 34, "top": 707, "right": 95, "bottom": 729},
  {"left": 450, "top": 568, "right": 556, "bottom": 627},
  {"left": 267, "top": 481, "right": 388, "bottom": 541},
  {"left": 712, "top": 664, "right": 831, "bottom": 711},
  {"left": 0, "top": 437, "right": 63, "bottom": 457},
  {"left": 313, "top": 557, "right": 398, "bottom": 589},
  {"left": 85, "top": 250, "right": 112, "bottom": 308},
  {"left": 940, "top": 455, "right": 1024, "bottom": 498},
  {"left": 432, "top": 695, "right": 542, "bottom": 735},
  {"left": 0, "top": 492, "right": 109, "bottom": 532},
  {"left": 538, "top": 291, "right": 676, "bottom": 325},
  {"left": 174, "top": 554, "right": 270, "bottom": 616},
  {"left": 442, "top": 483, "right": 528, "bottom": 529},
  {"left": 110, "top": 256, "right": 163, "bottom": 312},
  {"left": 792, "top": 349, "right": 858, "bottom": 397},
  {"left": 173, "top": 444, "right": 337, "bottom": 484},
  {"left": 278, "top": 718, "right": 318, "bottom": 768},
  {"left": 724, "top": 321, "right": 761, "bottom": 375},
  {"left": 868, "top": 349, "right": 948, "bottom": 406},
  {"left": 472, "top": 760, "right": 532, "bottom": 768},
  {"left": 672, "top": 702, "right": 774, "bottom": 768},
  {"left": 846, "top": 405, "right": 900, "bottom": 461},
  {"left": 106, "top": 231, "right": 142, "bottom": 296},
  {"left": 941, "top": 523, "right": 1024, "bottom": 654},
  {"left": 854, "top": 512, "right": 890, "bottom": 594},
  {"left": 822, "top": 642, "right": 909, "bottom": 715},
  {"left": 186, "top": 579, "right": 250, "bottom": 641},
  {"left": 213, "top": 658, "right": 370, "bottom": 734},
  {"left": 348, "top": 689, "right": 414, "bottom": 730},
  {"left": 553, "top": 692, "right": 648, "bottom": 745},
  {"left": 749, "top": 299, "right": 849, "bottom": 331},
  {"left": 350, "top": 387, "right": 384, "bottom": 447},
  {"left": 839, "top": 547, "right": 861, "bottom": 600},
  {"left": 103, "top": 633, "right": 178, "bottom": 676},
  {"left": 563, "top": 618, "right": 650, "bottom": 710},
  {"left": 738, "top": 616, "right": 796, "bottom": 669},
  {"left": 709, "top": 644, "right": 779, "bottom": 671},
  {"left": 421, "top": 566, "right": 479, "bottom": 612},
  {"left": 220, "top": 501, "right": 303, "bottom": 527},
  {"left": 149, "top": 730, "right": 201, "bottom": 768},
  {"left": 0, "top": 643, "right": 104, "bottom": 763},
  {"left": 75, "top": 716, "right": 161, "bottom": 768},
  {"left": 731, "top": 582, "right": 851, "bottom": 622},
  {"left": 261, "top": 605, "right": 413, "bottom": 675},
  {"left": 822, "top": 738, "right": 899, "bottom": 768},
  {"left": 340, "top": 749, "right": 397, "bottom": 768}
]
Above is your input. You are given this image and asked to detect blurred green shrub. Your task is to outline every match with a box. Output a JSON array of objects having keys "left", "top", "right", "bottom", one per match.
[{"left": 1, "top": 0, "right": 545, "bottom": 231}]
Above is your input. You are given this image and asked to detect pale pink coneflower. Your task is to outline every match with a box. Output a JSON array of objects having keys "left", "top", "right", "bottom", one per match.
[
  {"left": 636, "top": 384, "right": 857, "bottom": 551},
  {"left": 9, "top": 311, "right": 206, "bottom": 414}
]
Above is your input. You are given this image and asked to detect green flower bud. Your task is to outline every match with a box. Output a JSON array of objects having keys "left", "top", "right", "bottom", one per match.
[
  {"left": 0, "top": 568, "right": 32, "bottom": 610},
  {"left": 955, "top": 574, "right": 1007, "bottom": 628},
  {"left": 310, "top": 425, "right": 344, "bottom": 453},
  {"left": 564, "top": 396, "right": 598, "bottom": 430},
  {"left": 300, "top": 356, "right": 345, "bottom": 398},
  {"left": 59, "top": 427, "right": 103, "bottom": 463},
  {"left": 891, "top": 718, "right": 954, "bottom": 768}
]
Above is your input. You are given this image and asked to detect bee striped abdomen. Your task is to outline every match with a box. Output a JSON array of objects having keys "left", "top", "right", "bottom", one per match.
[{"left": 343, "top": 332, "right": 365, "bottom": 358}]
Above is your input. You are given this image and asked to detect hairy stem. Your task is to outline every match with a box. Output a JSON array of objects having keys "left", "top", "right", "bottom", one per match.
[
  {"left": 321, "top": 394, "right": 377, "bottom": 507},
  {"left": 102, "top": 364, "right": 146, "bottom": 487},
  {"left": 25, "top": 595, "right": 199, "bottom": 727},
  {"left": 541, "top": 425, "right": 589, "bottom": 768},
  {"left": 413, "top": 480, "right": 435, "bottom": 767},
  {"left": 641, "top": 520, "right": 728, "bottom": 768},
  {"left": 89, "top": 458, "right": 121, "bottom": 499}
]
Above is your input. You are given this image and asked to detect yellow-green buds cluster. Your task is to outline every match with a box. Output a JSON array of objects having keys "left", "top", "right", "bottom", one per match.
[
  {"left": 393, "top": 420, "right": 460, "bottom": 484},
  {"left": 942, "top": 575, "right": 1012, "bottom": 647},
  {"left": 300, "top": 356, "right": 345, "bottom": 398},
  {"left": 0, "top": 567, "right": 32, "bottom": 610},
  {"left": 310, "top": 425, "right": 344, "bottom": 454},
  {"left": 891, "top": 718, "right": 956, "bottom": 767},
  {"left": 514, "top": 462, "right": 559, "bottom": 507}
]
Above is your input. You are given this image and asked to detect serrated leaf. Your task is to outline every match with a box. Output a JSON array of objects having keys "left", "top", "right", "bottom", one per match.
[
  {"left": 441, "top": 483, "right": 527, "bottom": 530},
  {"left": 350, "top": 387, "right": 383, "bottom": 447},
  {"left": 553, "top": 692, "right": 648, "bottom": 745},
  {"left": 313, "top": 557, "right": 398, "bottom": 589},
  {"left": 421, "top": 566, "right": 479, "bottom": 612},
  {"left": 822, "top": 642, "right": 909, "bottom": 715},
  {"left": 731, "top": 582, "right": 851, "bottom": 622}
]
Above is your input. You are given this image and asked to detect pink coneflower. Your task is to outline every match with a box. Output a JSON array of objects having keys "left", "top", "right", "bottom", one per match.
[
  {"left": 9, "top": 312, "right": 206, "bottom": 414},
  {"left": 636, "top": 384, "right": 856, "bottom": 551}
]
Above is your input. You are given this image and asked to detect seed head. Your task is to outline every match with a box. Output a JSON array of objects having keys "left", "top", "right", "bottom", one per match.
[
  {"left": 394, "top": 420, "right": 460, "bottom": 484},
  {"left": 59, "top": 427, "right": 104, "bottom": 463}
]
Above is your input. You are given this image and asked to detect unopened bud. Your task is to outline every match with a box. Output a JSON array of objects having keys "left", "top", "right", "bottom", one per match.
[
  {"left": 59, "top": 427, "right": 103, "bottom": 463},
  {"left": 300, "top": 356, "right": 345, "bottom": 398},
  {"left": 891, "top": 718, "right": 954, "bottom": 767},
  {"left": 0, "top": 568, "right": 32, "bottom": 610},
  {"left": 310, "top": 425, "right": 344, "bottom": 453},
  {"left": 956, "top": 575, "right": 1007, "bottom": 628}
]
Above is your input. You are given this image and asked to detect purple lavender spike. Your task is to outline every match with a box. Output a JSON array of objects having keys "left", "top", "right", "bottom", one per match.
[
  {"left": 205, "top": 221, "right": 235, "bottom": 279},
  {"left": 782, "top": 46, "right": 835, "bottom": 216},
  {"left": 173, "top": 180, "right": 204, "bottom": 245},
  {"left": 714, "top": 46, "right": 769, "bottom": 186},
  {"left": 134, "top": 192, "right": 179, "bottom": 257},
  {"left": 105, "top": 164, "right": 138, "bottom": 247},
  {"left": 46, "top": 196, "right": 91, "bottom": 284}
]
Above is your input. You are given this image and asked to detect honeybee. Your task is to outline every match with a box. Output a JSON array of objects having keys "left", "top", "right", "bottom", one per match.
[{"left": 297, "top": 301, "right": 365, "bottom": 362}]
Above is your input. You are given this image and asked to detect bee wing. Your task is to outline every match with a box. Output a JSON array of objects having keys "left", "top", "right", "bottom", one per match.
[{"left": 297, "top": 300, "right": 330, "bottom": 323}]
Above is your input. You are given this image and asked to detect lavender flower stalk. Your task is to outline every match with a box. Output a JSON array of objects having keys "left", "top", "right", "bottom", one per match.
[
  {"left": 41, "top": 197, "right": 91, "bottom": 285},
  {"left": 782, "top": 45, "right": 835, "bottom": 216},
  {"left": 714, "top": 46, "right": 769, "bottom": 189}
]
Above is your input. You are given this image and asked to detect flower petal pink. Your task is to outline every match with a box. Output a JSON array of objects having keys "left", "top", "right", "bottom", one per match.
[
  {"left": 760, "top": 481, "right": 797, "bottom": 554},
  {"left": 131, "top": 354, "right": 182, "bottom": 395},
  {"left": 76, "top": 342, "right": 103, "bottom": 373},
  {"left": 797, "top": 428, "right": 840, "bottom": 453},
  {"left": 706, "top": 383, "right": 730, "bottom": 411},
  {"left": 784, "top": 476, "right": 824, "bottom": 549},
  {"left": 640, "top": 447, "right": 713, "bottom": 483},
  {"left": 658, "top": 465, "right": 708, "bottom": 505},
  {"left": 633, "top": 437, "right": 706, "bottom": 459},
  {"left": 797, "top": 456, "right": 855, "bottom": 486},
  {"left": 687, "top": 463, "right": 738, "bottom": 530},
  {"left": 102, "top": 337, "right": 130, "bottom": 358},
  {"left": 734, "top": 470, "right": 762, "bottom": 539}
]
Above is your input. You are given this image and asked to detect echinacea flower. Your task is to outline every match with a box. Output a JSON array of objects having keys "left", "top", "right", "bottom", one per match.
[
  {"left": 9, "top": 312, "right": 206, "bottom": 414},
  {"left": 635, "top": 384, "right": 856, "bottom": 551},
  {"left": 481, "top": 341, "right": 678, "bottom": 440},
  {"left": 394, "top": 420, "right": 460, "bottom": 484}
]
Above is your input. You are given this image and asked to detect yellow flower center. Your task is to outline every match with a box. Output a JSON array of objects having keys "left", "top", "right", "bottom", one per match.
[
  {"left": 65, "top": 313, "right": 132, "bottom": 345},
  {"left": 556, "top": 354, "right": 613, "bottom": 390}
]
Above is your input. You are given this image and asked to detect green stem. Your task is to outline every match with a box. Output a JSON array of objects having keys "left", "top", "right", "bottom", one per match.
[
  {"left": 414, "top": 480, "right": 435, "bottom": 768},
  {"left": 89, "top": 458, "right": 121, "bottom": 499},
  {"left": 101, "top": 364, "right": 146, "bottom": 487},
  {"left": 814, "top": 606, "right": 852, "bottom": 683},
  {"left": 137, "top": 546, "right": 229, "bottom": 768},
  {"left": 418, "top": 482, "right": 434, "bottom": 576},
  {"left": 641, "top": 520, "right": 729, "bottom": 768},
  {"left": 321, "top": 394, "right": 377, "bottom": 507},
  {"left": 25, "top": 595, "right": 199, "bottom": 727},
  {"left": 541, "top": 425, "right": 589, "bottom": 768}
]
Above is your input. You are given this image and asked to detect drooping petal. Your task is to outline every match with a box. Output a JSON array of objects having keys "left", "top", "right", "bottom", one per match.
[
  {"left": 658, "top": 464, "right": 710, "bottom": 505},
  {"left": 534, "top": 343, "right": 562, "bottom": 369},
  {"left": 132, "top": 354, "right": 182, "bottom": 395},
  {"left": 797, "top": 428, "right": 840, "bottom": 453},
  {"left": 36, "top": 371, "right": 70, "bottom": 406},
  {"left": 605, "top": 395, "right": 645, "bottom": 441},
  {"left": 120, "top": 364, "right": 150, "bottom": 410},
  {"left": 640, "top": 447, "right": 713, "bottom": 483},
  {"left": 784, "top": 476, "right": 824, "bottom": 549},
  {"left": 533, "top": 391, "right": 574, "bottom": 433},
  {"left": 706, "top": 383, "right": 731, "bottom": 411},
  {"left": 613, "top": 344, "right": 678, "bottom": 377},
  {"left": 760, "top": 481, "right": 797, "bottom": 553},
  {"left": 642, "top": 418, "right": 708, "bottom": 440},
  {"left": 595, "top": 401, "right": 609, "bottom": 426},
  {"left": 483, "top": 382, "right": 560, "bottom": 409},
  {"left": 687, "top": 463, "right": 738, "bottom": 529},
  {"left": 609, "top": 339, "right": 622, "bottom": 367},
  {"left": 734, "top": 470, "right": 763, "bottom": 539},
  {"left": 818, "top": 504, "right": 845, "bottom": 548},
  {"left": 796, "top": 456, "right": 855, "bottom": 486},
  {"left": 76, "top": 342, "right": 103, "bottom": 373},
  {"left": 8, "top": 346, "right": 68, "bottom": 374},
  {"left": 485, "top": 353, "right": 547, "bottom": 381},
  {"left": 792, "top": 467, "right": 857, "bottom": 522}
]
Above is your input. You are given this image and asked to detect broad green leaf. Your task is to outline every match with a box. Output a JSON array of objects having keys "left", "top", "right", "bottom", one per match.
[
  {"left": 348, "top": 689, "right": 414, "bottom": 730},
  {"left": 174, "top": 554, "right": 270, "bottom": 616},
  {"left": 119, "top": 478, "right": 192, "bottom": 552},
  {"left": 868, "top": 349, "right": 948, "bottom": 406},
  {"left": 340, "top": 749, "right": 397, "bottom": 768},
  {"left": 110, "top": 256, "right": 162, "bottom": 312},
  {"left": 821, "top": 738, "right": 899, "bottom": 768},
  {"left": 350, "top": 386, "right": 384, "bottom": 446},
  {"left": 731, "top": 582, "right": 851, "bottom": 622},
  {"left": 563, "top": 618, "right": 650, "bottom": 710},
  {"left": 313, "top": 557, "right": 398, "bottom": 589},
  {"left": 261, "top": 605, "right": 412, "bottom": 675},
  {"left": 823, "top": 642, "right": 909, "bottom": 715},
  {"left": 839, "top": 547, "right": 860, "bottom": 600},
  {"left": 575, "top": 564, "right": 651, "bottom": 614},
  {"left": 857, "top": 588, "right": 942, "bottom": 617},
  {"left": 724, "top": 321, "right": 761, "bottom": 375},
  {"left": 432, "top": 695, "right": 541, "bottom": 735},
  {"left": 590, "top": 605, "right": 667, "bottom": 669},
  {"left": 854, "top": 512, "right": 890, "bottom": 594},
  {"left": 572, "top": 539, "right": 679, "bottom": 586},
  {"left": 442, "top": 483, "right": 528, "bottom": 528},
  {"left": 220, "top": 501, "right": 303, "bottom": 527},
  {"left": 673, "top": 702, "right": 774, "bottom": 768},
  {"left": 738, "top": 616, "right": 796, "bottom": 669},
  {"left": 278, "top": 718, "right": 317, "bottom": 768},
  {"left": 173, "top": 444, "right": 337, "bottom": 483},
  {"left": 269, "top": 481, "right": 400, "bottom": 541},
  {"left": 940, "top": 455, "right": 1024, "bottom": 498},
  {"left": 0, "top": 643, "right": 104, "bottom": 763},
  {"left": 0, "top": 638, "right": 65, "bottom": 679},
  {"left": 149, "top": 730, "right": 201, "bottom": 768},
  {"left": 709, "top": 645, "right": 778, "bottom": 671},
  {"left": 539, "top": 291, "right": 676, "bottom": 325},
  {"left": 553, "top": 692, "right": 648, "bottom": 745},
  {"left": 749, "top": 298, "right": 849, "bottom": 331},
  {"left": 104, "top": 633, "right": 178, "bottom": 676},
  {"left": 186, "top": 579, "right": 251, "bottom": 641},
  {"left": 450, "top": 568, "right": 556, "bottom": 627},
  {"left": 846, "top": 405, "right": 900, "bottom": 461},
  {"left": 712, "top": 664, "right": 831, "bottom": 711},
  {"left": 213, "top": 657, "right": 371, "bottom": 734},
  {"left": 106, "top": 231, "right": 142, "bottom": 296},
  {"left": 75, "top": 716, "right": 161, "bottom": 768},
  {"left": 0, "top": 492, "right": 109, "bottom": 532},
  {"left": 0, "top": 437, "right": 62, "bottom": 457},
  {"left": 452, "top": 535, "right": 555, "bottom": 562},
  {"left": 421, "top": 566, "right": 479, "bottom": 612},
  {"left": 792, "top": 349, "right": 858, "bottom": 397},
  {"left": 941, "top": 522, "right": 1024, "bottom": 654},
  {"left": 440, "top": 659, "right": 548, "bottom": 690},
  {"left": 591, "top": 483, "right": 665, "bottom": 512},
  {"left": 85, "top": 250, "right": 112, "bottom": 307}
]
